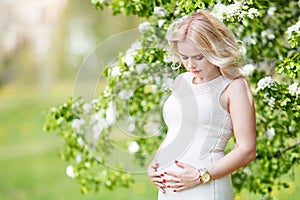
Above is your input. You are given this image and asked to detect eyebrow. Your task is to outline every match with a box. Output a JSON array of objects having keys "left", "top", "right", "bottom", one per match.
[{"left": 179, "top": 53, "right": 203, "bottom": 57}]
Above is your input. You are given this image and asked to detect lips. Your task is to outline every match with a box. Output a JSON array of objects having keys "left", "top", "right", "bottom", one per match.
[{"left": 191, "top": 70, "right": 200, "bottom": 73}]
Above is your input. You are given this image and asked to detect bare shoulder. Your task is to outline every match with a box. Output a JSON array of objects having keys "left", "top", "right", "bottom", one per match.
[
  {"left": 228, "top": 77, "right": 249, "bottom": 91},
  {"left": 227, "top": 77, "right": 253, "bottom": 103}
]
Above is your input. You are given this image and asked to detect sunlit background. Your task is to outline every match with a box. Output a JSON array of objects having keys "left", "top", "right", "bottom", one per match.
[
  {"left": 0, "top": 1, "right": 299, "bottom": 200},
  {"left": 0, "top": 1, "right": 154, "bottom": 199}
]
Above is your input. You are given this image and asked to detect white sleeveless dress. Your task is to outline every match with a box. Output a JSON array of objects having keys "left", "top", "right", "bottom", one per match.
[{"left": 155, "top": 72, "right": 234, "bottom": 200}]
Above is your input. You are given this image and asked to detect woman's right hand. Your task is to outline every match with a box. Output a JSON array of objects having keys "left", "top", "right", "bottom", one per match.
[{"left": 148, "top": 162, "right": 166, "bottom": 194}]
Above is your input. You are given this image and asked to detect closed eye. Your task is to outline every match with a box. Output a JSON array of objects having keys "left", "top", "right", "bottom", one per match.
[
  {"left": 195, "top": 55, "right": 204, "bottom": 60},
  {"left": 181, "top": 56, "right": 188, "bottom": 60}
]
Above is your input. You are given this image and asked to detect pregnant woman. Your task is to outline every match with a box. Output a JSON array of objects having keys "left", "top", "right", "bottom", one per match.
[{"left": 148, "top": 11, "right": 256, "bottom": 200}]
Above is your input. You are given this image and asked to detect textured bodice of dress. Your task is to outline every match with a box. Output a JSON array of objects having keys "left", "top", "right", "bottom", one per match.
[{"left": 155, "top": 72, "right": 234, "bottom": 200}]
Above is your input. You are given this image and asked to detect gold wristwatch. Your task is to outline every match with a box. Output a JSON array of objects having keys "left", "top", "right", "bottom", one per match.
[{"left": 198, "top": 168, "right": 211, "bottom": 183}]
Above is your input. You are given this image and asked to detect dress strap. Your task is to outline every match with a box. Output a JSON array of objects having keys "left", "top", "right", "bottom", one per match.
[{"left": 220, "top": 76, "right": 232, "bottom": 93}]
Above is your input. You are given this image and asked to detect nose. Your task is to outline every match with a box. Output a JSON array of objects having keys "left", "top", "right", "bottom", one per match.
[{"left": 187, "top": 59, "right": 196, "bottom": 69}]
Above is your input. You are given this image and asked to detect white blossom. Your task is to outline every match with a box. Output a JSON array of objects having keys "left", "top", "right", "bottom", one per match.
[
  {"left": 106, "top": 102, "right": 118, "bottom": 125},
  {"left": 142, "top": 78, "right": 149, "bottom": 84},
  {"left": 158, "top": 19, "right": 165, "bottom": 27},
  {"left": 91, "top": 0, "right": 104, "bottom": 4},
  {"left": 212, "top": 1, "right": 242, "bottom": 21},
  {"left": 90, "top": 110, "right": 105, "bottom": 123},
  {"left": 154, "top": 76, "right": 161, "bottom": 84},
  {"left": 263, "top": 93, "right": 276, "bottom": 109},
  {"left": 243, "top": 167, "right": 251, "bottom": 175},
  {"left": 211, "top": 3, "right": 228, "bottom": 21},
  {"left": 111, "top": 66, "right": 121, "bottom": 76},
  {"left": 154, "top": 6, "right": 167, "bottom": 17},
  {"left": 57, "top": 117, "right": 64, "bottom": 124},
  {"left": 242, "top": 64, "right": 255, "bottom": 76},
  {"left": 82, "top": 103, "right": 92, "bottom": 114},
  {"left": 72, "top": 102, "right": 80, "bottom": 109},
  {"left": 90, "top": 98, "right": 100, "bottom": 106},
  {"left": 267, "top": 128, "right": 275, "bottom": 139},
  {"left": 138, "top": 21, "right": 151, "bottom": 33},
  {"left": 227, "top": 1, "right": 242, "bottom": 17},
  {"left": 84, "top": 162, "right": 91, "bottom": 168},
  {"left": 267, "top": 6, "right": 276, "bottom": 16},
  {"left": 103, "top": 86, "right": 110, "bottom": 97},
  {"left": 130, "top": 41, "right": 142, "bottom": 50},
  {"left": 72, "top": 132, "right": 77, "bottom": 137},
  {"left": 123, "top": 50, "right": 136, "bottom": 66},
  {"left": 287, "top": 20, "right": 300, "bottom": 39},
  {"left": 257, "top": 76, "right": 273, "bottom": 90},
  {"left": 151, "top": 85, "right": 158, "bottom": 93},
  {"left": 162, "top": 77, "right": 174, "bottom": 90},
  {"left": 174, "top": 8, "right": 180, "bottom": 16},
  {"left": 247, "top": 8, "right": 259, "bottom": 19},
  {"left": 76, "top": 153, "right": 82, "bottom": 163},
  {"left": 128, "top": 141, "right": 140, "bottom": 154},
  {"left": 92, "top": 122, "right": 103, "bottom": 140},
  {"left": 288, "top": 82, "right": 299, "bottom": 96},
  {"left": 243, "top": 35, "right": 257, "bottom": 45},
  {"left": 66, "top": 165, "right": 75, "bottom": 178},
  {"left": 239, "top": 43, "right": 247, "bottom": 55},
  {"left": 118, "top": 90, "right": 134, "bottom": 100},
  {"left": 289, "top": 126, "right": 295, "bottom": 132},
  {"left": 129, "top": 65, "right": 134, "bottom": 72},
  {"left": 128, "top": 123, "right": 135, "bottom": 132},
  {"left": 261, "top": 29, "right": 275, "bottom": 44},
  {"left": 136, "top": 63, "right": 147, "bottom": 74},
  {"left": 77, "top": 137, "right": 84, "bottom": 146},
  {"left": 71, "top": 118, "right": 85, "bottom": 132},
  {"left": 267, "top": 97, "right": 275, "bottom": 108},
  {"left": 212, "top": 1, "right": 259, "bottom": 22}
]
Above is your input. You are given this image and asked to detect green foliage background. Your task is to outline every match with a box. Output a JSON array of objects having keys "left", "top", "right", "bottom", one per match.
[{"left": 44, "top": 0, "right": 300, "bottom": 199}]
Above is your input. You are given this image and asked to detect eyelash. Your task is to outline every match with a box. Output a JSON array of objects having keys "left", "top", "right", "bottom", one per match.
[
  {"left": 181, "top": 56, "right": 203, "bottom": 60},
  {"left": 195, "top": 56, "right": 204, "bottom": 60}
]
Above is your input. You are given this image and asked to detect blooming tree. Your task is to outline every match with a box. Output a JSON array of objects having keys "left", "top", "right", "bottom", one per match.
[{"left": 44, "top": 0, "right": 300, "bottom": 199}]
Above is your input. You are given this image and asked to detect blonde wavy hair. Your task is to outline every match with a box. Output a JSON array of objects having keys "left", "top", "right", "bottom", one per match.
[{"left": 167, "top": 11, "right": 242, "bottom": 79}]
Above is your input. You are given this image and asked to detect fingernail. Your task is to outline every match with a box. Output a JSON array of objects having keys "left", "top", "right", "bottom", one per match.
[
  {"left": 160, "top": 174, "right": 164, "bottom": 176},
  {"left": 167, "top": 185, "right": 170, "bottom": 188},
  {"left": 175, "top": 160, "right": 178, "bottom": 164},
  {"left": 164, "top": 171, "right": 167, "bottom": 174},
  {"left": 162, "top": 179, "right": 166, "bottom": 183},
  {"left": 173, "top": 189, "right": 177, "bottom": 192}
]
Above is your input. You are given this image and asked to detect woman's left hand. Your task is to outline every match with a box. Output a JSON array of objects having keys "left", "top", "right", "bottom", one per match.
[{"left": 163, "top": 160, "right": 201, "bottom": 192}]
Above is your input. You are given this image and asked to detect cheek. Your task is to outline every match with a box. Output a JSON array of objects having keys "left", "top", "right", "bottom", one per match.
[{"left": 180, "top": 59, "right": 189, "bottom": 68}]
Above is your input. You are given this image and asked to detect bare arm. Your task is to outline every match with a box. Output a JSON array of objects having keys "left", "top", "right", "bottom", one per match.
[{"left": 206, "top": 78, "right": 256, "bottom": 179}]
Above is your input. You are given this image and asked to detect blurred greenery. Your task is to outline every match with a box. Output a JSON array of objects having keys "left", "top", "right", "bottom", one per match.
[
  {"left": 1, "top": 83, "right": 300, "bottom": 199},
  {"left": 0, "top": 83, "right": 159, "bottom": 200}
]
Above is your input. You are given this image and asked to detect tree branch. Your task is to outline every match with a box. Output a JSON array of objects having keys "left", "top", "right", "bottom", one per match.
[
  {"left": 256, "top": 141, "right": 300, "bottom": 159},
  {"left": 274, "top": 141, "right": 300, "bottom": 158}
]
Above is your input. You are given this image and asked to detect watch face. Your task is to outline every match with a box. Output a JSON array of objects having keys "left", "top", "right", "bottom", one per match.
[{"left": 202, "top": 173, "right": 210, "bottom": 182}]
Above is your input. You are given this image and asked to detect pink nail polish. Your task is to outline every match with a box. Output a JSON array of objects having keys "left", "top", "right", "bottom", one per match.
[
  {"left": 175, "top": 160, "right": 178, "bottom": 164},
  {"left": 173, "top": 189, "right": 177, "bottom": 192},
  {"left": 162, "top": 179, "right": 166, "bottom": 183},
  {"left": 164, "top": 171, "right": 167, "bottom": 174},
  {"left": 160, "top": 174, "right": 164, "bottom": 176},
  {"left": 167, "top": 185, "right": 170, "bottom": 188}
]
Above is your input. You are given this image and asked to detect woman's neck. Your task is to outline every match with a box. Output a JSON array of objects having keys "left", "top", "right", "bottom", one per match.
[{"left": 192, "top": 71, "right": 221, "bottom": 84}]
